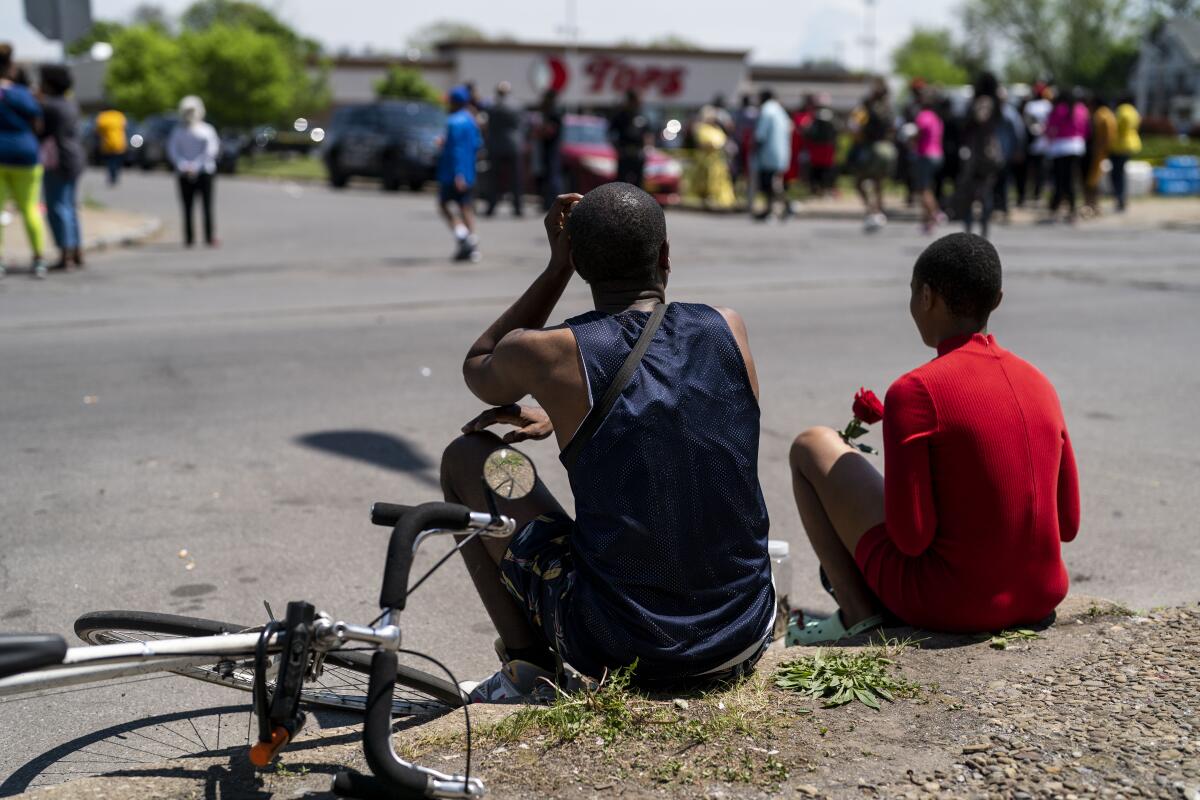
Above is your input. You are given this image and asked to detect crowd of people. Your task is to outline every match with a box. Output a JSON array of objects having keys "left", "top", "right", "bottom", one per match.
[
  {"left": 884, "top": 74, "right": 1144, "bottom": 238},
  {"left": 672, "top": 74, "right": 1144, "bottom": 237},
  {"left": 0, "top": 43, "right": 221, "bottom": 280}
]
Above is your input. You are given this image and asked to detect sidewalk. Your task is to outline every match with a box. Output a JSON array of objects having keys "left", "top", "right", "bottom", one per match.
[
  {"left": 16, "top": 595, "right": 1199, "bottom": 799},
  {"left": 0, "top": 206, "right": 161, "bottom": 269}
]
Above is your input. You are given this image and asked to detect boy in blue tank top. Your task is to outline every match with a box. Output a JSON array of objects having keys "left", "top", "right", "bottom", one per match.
[{"left": 441, "top": 183, "right": 774, "bottom": 702}]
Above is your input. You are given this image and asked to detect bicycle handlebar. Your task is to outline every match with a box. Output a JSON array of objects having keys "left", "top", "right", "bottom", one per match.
[
  {"left": 369, "top": 502, "right": 413, "bottom": 528},
  {"left": 378, "top": 501, "right": 473, "bottom": 612},
  {"left": 334, "top": 501, "right": 484, "bottom": 799}
]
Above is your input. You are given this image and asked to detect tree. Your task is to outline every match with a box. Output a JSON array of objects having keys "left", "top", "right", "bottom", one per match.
[
  {"left": 405, "top": 20, "right": 487, "bottom": 54},
  {"left": 645, "top": 35, "right": 701, "bottom": 50},
  {"left": 178, "top": 1, "right": 329, "bottom": 125},
  {"left": 67, "top": 20, "right": 126, "bottom": 56},
  {"left": 103, "top": 25, "right": 187, "bottom": 116},
  {"left": 892, "top": 28, "right": 970, "bottom": 85},
  {"left": 961, "top": 0, "right": 1140, "bottom": 91},
  {"left": 375, "top": 67, "right": 443, "bottom": 103},
  {"left": 178, "top": 23, "right": 313, "bottom": 128},
  {"left": 130, "top": 3, "right": 171, "bottom": 31}
]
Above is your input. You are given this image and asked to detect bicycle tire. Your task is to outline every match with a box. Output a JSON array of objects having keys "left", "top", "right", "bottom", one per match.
[{"left": 74, "top": 610, "right": 463, "bottom": 713}]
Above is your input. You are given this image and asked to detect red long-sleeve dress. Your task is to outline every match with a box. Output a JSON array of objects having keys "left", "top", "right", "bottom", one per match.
[{"left": 855, "top": 333, "right": 1081, "bottom": 632}]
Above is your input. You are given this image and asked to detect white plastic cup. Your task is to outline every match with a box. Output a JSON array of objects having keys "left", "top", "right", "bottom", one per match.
[{"left": 768, "top": 539, "right": 793, "bottom": 639}]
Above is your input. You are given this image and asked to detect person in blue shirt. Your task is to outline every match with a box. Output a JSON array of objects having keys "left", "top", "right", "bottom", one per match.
[
  {"left": 0, "top": 43, "right": 49, "bottom": 279},
  {"left": 437, "top": 85, "right": 482, "bottom": 262}
]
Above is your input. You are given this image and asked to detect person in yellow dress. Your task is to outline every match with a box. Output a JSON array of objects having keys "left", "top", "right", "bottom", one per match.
[
  {"left": 1110, "top": 95, "right": 1141, "bottom": 213},
  {"left": 690, "top": 106, "right": 735, "bottom": 210},
  {"left": 1084, "top": 96, "right": 1117, "bottom": 215},
  {"left": 94, "top": 104, "right": 127, "bottom": 186}
]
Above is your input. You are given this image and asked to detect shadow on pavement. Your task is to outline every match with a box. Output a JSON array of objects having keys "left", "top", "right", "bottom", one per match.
[{"left": 295, "top": 430, "right": 439, "bottom": 487}]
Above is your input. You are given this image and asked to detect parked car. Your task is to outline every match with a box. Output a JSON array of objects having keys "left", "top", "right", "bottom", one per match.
[
  {"left": 321, "top": 101, "right": 446, "bottom": 191},
  {"left": 527, "top": 114, "right": 682, "bottom": 205},
  {"left": 133, "top": 113, "right": 245, "bottom": 174},
  {"left": 250, "top": 118, "right": 326, "bottom": 155}
]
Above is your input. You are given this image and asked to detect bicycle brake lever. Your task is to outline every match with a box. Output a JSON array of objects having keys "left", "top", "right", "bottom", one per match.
[{"left": 481, "top": 477, "right": 502, "bottom": 523}]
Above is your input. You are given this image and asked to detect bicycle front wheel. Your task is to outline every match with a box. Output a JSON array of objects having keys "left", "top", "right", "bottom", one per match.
[{"left": 74, "top": 610, "right": 463, "bottom": 714}]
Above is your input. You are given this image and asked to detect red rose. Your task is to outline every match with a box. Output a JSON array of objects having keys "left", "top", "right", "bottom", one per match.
[{"left": 852, "top": 387, "right": 884, "bottom": 425}]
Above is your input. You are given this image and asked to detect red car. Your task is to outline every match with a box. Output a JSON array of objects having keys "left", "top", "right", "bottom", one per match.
[{"left": 526, "top": 114, "right": 682, "bottom": 206}]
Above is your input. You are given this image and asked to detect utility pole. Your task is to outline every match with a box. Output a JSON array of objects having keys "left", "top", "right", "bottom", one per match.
[
  {"left": 860, "top": 0, "right": 878, "bottom": 76},
  {"left": 558, "top": 0, "right": 580, "bottom": 45}
]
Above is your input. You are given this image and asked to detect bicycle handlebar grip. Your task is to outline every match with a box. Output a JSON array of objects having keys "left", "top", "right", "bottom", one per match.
[
  {"left": 332, "top": 769, "right": 422, "bottom": 799},
  {"left": 369, "top": 502, "right": 413, "bottom": 528},
  {"left": 361, "top": 650, "right": 437, "bottom": 798},
  {"left": 378, "top": 501, "right": 472, "bottom": 611}
]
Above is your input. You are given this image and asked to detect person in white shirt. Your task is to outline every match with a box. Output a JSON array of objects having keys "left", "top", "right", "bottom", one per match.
[{"left": 166, "top": 95, "right": 220, "bottom": 247}]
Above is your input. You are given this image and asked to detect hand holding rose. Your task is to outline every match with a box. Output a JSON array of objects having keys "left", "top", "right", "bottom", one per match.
[{"left": 840, "top": 387, "right": 884, "bottom": 454}]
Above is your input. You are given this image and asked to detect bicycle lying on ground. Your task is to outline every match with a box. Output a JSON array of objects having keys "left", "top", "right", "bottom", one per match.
[{"left": 0, "top": 447, "right": 541, "bottom": 799}]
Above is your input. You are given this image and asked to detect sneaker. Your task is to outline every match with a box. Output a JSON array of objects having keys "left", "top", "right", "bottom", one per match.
[
  {"left": 459, "top": 659, "right": 557, "bottom": 704},
  {"left": 863, "top": 213, "right": 886, "bottom": 233},
  {"left": 0, "top": 263, "right": 6, "bottom": 279},
  {"left": 32, "top": 259, "right": 48, "bottom": 280}
]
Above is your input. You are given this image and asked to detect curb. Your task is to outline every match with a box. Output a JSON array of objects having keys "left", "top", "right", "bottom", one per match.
[{"left": 83, "top": 216, "right": 163, "bottom": 252}]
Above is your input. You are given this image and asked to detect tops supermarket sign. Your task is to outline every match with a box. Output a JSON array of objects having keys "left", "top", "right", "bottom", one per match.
[
  {"left": 530, "top": 55, "right": 687, "bottom": 98},
  {"left": 451, "top": 43, "right": 747, "bottom": 107}
]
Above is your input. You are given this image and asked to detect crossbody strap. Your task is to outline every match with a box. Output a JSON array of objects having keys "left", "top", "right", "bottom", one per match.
[{"left": 561, "top": 302, "right": 668, "bottom": 471}]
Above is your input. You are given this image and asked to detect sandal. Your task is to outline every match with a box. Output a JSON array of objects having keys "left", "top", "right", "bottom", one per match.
[{"left": 785, "top": 610, "right": 885, "bottom": 646}]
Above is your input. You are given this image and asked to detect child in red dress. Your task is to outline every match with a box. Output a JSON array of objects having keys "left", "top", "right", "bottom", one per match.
[{"left": 788, "top": 233, "right": 1080, "bottom": 643}]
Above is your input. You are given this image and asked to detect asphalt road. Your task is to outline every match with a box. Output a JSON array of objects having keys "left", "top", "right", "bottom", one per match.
[{"left": 1, "top": 169, "right": 1197, "bottom": 789}]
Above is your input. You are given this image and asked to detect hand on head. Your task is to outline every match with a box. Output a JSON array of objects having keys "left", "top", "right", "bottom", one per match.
[{"left": 544, "top": 193, "right": 582, "bottom": 267}]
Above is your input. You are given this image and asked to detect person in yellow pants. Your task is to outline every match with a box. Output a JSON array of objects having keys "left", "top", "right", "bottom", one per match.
[
  {"left": 0, "top": 163, "right": 48, "bottom": 276},
  {"left": 1, "top": 43, "right": 49, "bottom": 278}
]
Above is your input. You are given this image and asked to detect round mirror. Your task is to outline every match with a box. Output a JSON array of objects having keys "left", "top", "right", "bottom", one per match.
[{"left": 483, "top": 448, "right": 537, "bottom": 501}]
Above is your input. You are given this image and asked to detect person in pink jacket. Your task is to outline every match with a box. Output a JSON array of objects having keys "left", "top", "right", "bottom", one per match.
[{"left": 1044, "top": 88, "right": 1090, "bottom": 223}]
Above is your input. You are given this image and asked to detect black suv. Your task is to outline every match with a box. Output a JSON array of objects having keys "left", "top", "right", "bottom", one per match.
[{"left": 322, "top": 101, "right": 446, "bottom": 191}]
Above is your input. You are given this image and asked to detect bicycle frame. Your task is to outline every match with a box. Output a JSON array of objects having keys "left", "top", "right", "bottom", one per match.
[{"left": 0, "top": 501, "right": 515, "bottom": 799}]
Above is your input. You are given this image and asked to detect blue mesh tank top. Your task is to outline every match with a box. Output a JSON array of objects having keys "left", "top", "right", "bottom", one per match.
[{"left": 560, "top": 302, "right": 773, "bottom": 678}]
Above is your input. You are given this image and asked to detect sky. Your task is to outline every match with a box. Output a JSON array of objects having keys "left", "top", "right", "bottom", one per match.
[{"left": 3, "top": 0, "right": 962, "bottom": 70}]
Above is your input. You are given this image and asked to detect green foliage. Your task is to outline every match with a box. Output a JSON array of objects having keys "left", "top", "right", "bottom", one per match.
[
  {"left": 892, "top": 28, "right": 970, "bottom": 86},
  {"left": 375, "top": 67, "right": 443, "bottom": 104},
  {"left": 645, "top": 35, "right": 702, "bottom": 50},
  {"left": 130, "top": 3, "right": 172, "bottom": 31},
  {"left": 180, "top": 0, "right": 320, "bottom": 58},
  {"left": 67, "top": 20, "right": 127, "bottom": 56},
  {"left": 178, "top": 23, "right": 315, "bottom": 128},
  {"left": 961, "top": 0, "right": 1141, "bottom": 92},
  {"left": 987, "top": 629, "right": 1042, "bottom": 649},
  {"left": 775, "top": 649, "right": 917, "bottom": 710},
  {"left": 406, "top": 20, "right": 488, "bottom": 54},
  {"left": 490, "top": 661, "right": 641, "bottom": 745},
  {"left": 100, "top": 2, "right": 328, "bottom": 127},
  {"left": 103, "top": 25, "right": 187, "bottom": 118}
]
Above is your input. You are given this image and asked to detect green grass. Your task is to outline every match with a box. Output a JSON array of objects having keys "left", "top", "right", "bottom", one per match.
[
  {"left": 986, "top": 629, "right": 1042, "bottom": 650},
  {"left": 1138, "top": 134, "right": 1200, "bottom": 166},
  {"left": 775, "top": 648, "right": 918, "bottom": 710},
  {"left": 475, "top": 661, "right": 789, "bottom": 788},
  {"left": 238, "top": 153, "right": 326, "bottom": 181},
  {"left": 1084, "top": 602, "right": 1136, "bottom": 618}
]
